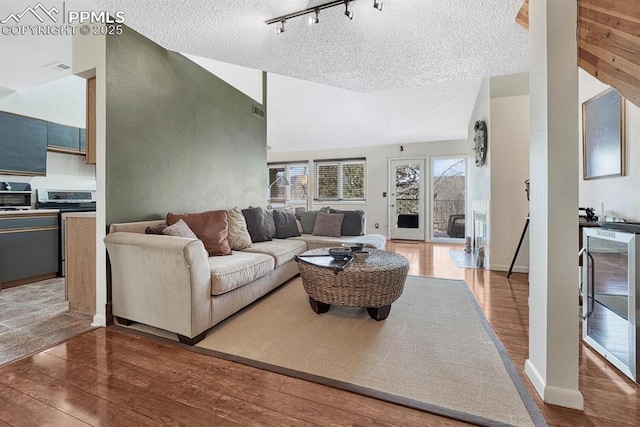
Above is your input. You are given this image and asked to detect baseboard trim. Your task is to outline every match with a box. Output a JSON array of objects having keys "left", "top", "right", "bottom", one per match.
[
  {"left": 525, "top": 359, "right": 584, "bottom": 410},
  {"left": 490, "top": 263, "right": 529, "bottom": 274}
]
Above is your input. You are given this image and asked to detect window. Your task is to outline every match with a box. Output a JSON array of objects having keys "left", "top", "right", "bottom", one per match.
[
  {"left": 314, "top": 159, "right": 366, "bottom": 201},
  {"left": 267, "top": 162, "right": 309, "bottom": 205}
]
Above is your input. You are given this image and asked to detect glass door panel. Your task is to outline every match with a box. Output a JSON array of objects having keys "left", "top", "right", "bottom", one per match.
[
  {"left": 431, "top": 158, "right": 466, "bottom": 240},
  {"left": 583, "top": 229, "right": 637, "bottom": 382},
  {"left": 389, "top": 159, "right": 424, "bottom": 240}
]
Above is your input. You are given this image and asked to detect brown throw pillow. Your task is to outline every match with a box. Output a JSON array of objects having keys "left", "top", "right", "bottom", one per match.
[
  {"left": 227, "top": 207, "right": 252, "bottom": 250},
  {"left": 162, "top": 219, "right": 197, "bottom": 239},
  {"left": 330, "top": 209, "right": 365, "bottom": 236},
  {"left": 167, "top": 210, "right": 231, "bottom": 256},
  {"left": 312, "top": 211, "right": 345, "bottom": 237}
]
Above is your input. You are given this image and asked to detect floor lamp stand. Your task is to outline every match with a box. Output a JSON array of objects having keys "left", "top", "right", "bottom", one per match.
[{"left": 507, "top": 214, "right": 529, "bottom": 278}]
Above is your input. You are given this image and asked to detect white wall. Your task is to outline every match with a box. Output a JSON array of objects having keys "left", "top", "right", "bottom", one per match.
[
  {"left": 489, "top": 95, "right": 530, "bottom": 272},
  {"left": 268, "top": 139, "right": 467, "bottom": 237},
  {"left": 467, "top": 78, "right": 491, "bottom": 263},
  {"left": 578, "top": 69, "right": 640, "bottom": 222},
  {"left": 0, "top": 75, "right": 96, "bottom": 195},
  {"left": 465, "top": 74, "right": 531, "bottom": 271}
]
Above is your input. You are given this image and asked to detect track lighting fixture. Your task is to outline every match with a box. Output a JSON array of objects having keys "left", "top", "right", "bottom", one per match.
[
  {"left": 344, "top": 0, "right": 354, "bottom": 19},
  {"left": 309, "top": 8, "right": 319, "bottom": 25},
  {"left": 265, "top": 0, "right": 383, "bottom": 33}
]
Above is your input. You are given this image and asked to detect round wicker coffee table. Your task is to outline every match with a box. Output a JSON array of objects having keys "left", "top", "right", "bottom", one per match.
[{"left": 295, "top": 248, "right": 409, "bottom": 320}]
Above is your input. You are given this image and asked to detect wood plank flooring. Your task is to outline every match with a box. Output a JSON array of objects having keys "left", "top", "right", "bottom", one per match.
[{"left": 0, "top": 242, "right": 638, "bottom": 426}]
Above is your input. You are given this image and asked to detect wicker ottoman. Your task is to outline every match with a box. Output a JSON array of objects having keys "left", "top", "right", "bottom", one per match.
[{"left": 295, "top": 248, "right": 409, "bottom": 320}]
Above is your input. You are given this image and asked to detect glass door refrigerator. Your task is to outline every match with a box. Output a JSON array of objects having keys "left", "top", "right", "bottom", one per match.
[{"left": 582, "top": 226, "right": 639, "bottom": 382}]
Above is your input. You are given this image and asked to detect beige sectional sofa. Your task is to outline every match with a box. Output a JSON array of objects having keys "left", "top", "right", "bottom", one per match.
[{"left": 104, "top": 219, "right": 386, "bottom": 345}]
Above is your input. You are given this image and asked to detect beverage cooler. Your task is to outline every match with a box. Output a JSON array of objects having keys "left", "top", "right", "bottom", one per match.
[{"left": 582, "top": 225, "right": 640, "bottom": 382}]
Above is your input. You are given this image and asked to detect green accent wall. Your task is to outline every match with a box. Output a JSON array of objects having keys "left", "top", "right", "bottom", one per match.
[{"left": 105, "top": 26, "right": 267, "bottom": 225}]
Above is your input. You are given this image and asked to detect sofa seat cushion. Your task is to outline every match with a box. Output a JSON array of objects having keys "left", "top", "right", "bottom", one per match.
[
  {"left": 290, "top": 234, "right": 387, "bottom": 251},
  {"left": 209, "top": 251, "right": 274, "bottom": 296},
  {"left": 242, "top": 239, "right": 307, "bottom": 268}
]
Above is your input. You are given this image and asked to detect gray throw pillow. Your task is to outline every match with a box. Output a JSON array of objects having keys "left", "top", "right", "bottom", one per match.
[
  {"left": 312, "top": 211, "right": 344, "bottom": 237},
  {"left": 298, "top": 210, "right": 318, "bottom": 234},
  {"left": 264, "top": 209, "right": 277, "bottom": 238},
  {"left": 273, "top": 209, "right": 300, "bottom": 239},
  {"left": 242, "top": 207, "right": 273, "bottom": 243},
  {"left": 145, "top": 222, "right": 168, "bottom": 235},
  {"left": 330, "top": 209, "right": 365, "bottom": 236}
]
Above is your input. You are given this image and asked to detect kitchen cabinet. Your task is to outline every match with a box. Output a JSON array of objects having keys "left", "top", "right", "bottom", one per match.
[
  {"left": 0, "top": 111, "right": 47, "bottom": 176},
  {"left": 86, "top": 77, "right": 96, "bottom": 164},
  {"left": 64, "top": 212, "right": 95, "bottom": 314},
  {"left": 47, "top": 122, "right": 81, "bottom": 154},
  {"left": 0, "top": 211, "right": 58, "bottom": 288}
]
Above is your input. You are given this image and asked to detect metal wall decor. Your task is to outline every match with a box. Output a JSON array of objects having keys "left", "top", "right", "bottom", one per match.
[{"left": 473, "top": 120, "right": 488, "bottom": 167}]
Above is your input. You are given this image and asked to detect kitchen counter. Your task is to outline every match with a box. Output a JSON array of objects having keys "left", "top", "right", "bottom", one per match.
[
  {"left": 62, "top": 211, "right": 96, "bottom": 219},
  {"left": 0, "top": 209, "right": 59, "bottom": 216}
]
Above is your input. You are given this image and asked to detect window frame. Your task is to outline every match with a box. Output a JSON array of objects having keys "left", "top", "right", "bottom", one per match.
[
  {"left": 314, "top": 158, "right": 366, "bottom": 202},
  {"left": 267, "top": 162, "right": 309, "bottom": 205}
]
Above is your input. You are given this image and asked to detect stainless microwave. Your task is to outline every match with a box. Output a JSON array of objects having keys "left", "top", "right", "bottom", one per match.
[{"left": 0, "top": 190, "right": 32, "bottom": 210}]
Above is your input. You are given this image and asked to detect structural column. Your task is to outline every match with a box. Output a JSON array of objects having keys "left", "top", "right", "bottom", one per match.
[{"left": 525, "top": 0, "right": 584, "bottom": 409}]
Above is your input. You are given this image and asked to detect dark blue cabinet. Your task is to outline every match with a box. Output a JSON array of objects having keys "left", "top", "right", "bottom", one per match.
[
  {"left": 47, "top": 122, "right": 80, "bottom": 153},
  {"left": 0, "top": 212, "right": 58, "bottom": 287},
  {"left": 0, "top": 112, "right": 47, "bottom": 176}
]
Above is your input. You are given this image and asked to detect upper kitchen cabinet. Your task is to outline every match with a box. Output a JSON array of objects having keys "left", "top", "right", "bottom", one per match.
[
  {"left": 0, "top": 111, "right": 47, "bottom": 176},
  {"left": 47, "top": 122, "right": 81, "bottom": 154}
]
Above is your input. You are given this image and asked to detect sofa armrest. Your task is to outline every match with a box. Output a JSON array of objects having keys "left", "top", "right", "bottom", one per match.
[{"left": 104, "top": 232, "right": 212, "bottom": 338}]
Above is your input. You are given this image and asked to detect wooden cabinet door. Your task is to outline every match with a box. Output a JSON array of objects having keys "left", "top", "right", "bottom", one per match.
[{"left": 86, "top": 77, "right": 96, "bottom": 164}]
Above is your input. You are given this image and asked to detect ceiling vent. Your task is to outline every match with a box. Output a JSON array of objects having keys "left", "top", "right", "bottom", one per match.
[{"left": 45, "top": 62, "right": 71, "bottom": 72}]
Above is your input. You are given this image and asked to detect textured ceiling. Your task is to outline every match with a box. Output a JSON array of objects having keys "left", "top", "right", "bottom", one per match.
[
  {"left": 93, "top": 0, "right": 528, "bottom": 92},
  {"left": 1, "top": 0, "right": 529, "bottom": 151}
]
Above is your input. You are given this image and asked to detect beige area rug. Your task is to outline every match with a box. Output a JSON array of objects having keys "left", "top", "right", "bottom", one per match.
[{"left": 189, "top": 276, "right": 545, "bottom": 427}]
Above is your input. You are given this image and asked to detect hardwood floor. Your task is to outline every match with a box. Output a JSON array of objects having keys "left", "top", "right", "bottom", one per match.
[{"left": 0, "top": 242, "right": 638, "bottom": 426}]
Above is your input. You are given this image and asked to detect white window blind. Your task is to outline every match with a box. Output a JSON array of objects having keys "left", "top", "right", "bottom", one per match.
[{"left": 314, "top": 159, "right": 366, "bottom": 201}]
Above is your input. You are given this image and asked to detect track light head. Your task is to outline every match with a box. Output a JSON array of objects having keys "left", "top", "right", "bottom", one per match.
[
  {"left": 344, "top": 0, "right": 354, "bottom": 19},
  {"left": 373, "top": 1, "right": 383, "bottom": 11},
  {"left": 309, "top": 8, "right": 319, "bottom": 24},
  {"left": 276, "top": 19, "right": 285, "bottom": 34}
]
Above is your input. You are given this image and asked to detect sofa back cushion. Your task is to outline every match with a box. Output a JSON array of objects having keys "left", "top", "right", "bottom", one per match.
[
  {"left": 272, "top": 209, "right": 301, "bottom": 239},
  {"left": 242, "top": 207, "right": 273, "bottom": 243},
  {"left": 227, "top": 207, "right": 253, "bottom": 250},
  {"left": 312, "top": 211, "right": 344, "bottom": 237},
  {"left": 330, "top": 209, "right": 365, "bottom": 236},
  {"left": 167, "top": 210, "right": 232, "bottom": 256},
  {"left": 298, "top": 210, "right": 318, "bottom": 234}
]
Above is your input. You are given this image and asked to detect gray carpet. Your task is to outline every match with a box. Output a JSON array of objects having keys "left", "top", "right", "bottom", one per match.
[
  {"left": 449, "top": 249, "right": 479, "bottom": 268},
  {"left": 194, "top": 276, "right": 545, "bottom": 427}
]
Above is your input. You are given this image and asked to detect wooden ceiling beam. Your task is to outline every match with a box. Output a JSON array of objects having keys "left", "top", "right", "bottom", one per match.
[{"left": 516, "top": 0, "right": 640, "bottom": 107}]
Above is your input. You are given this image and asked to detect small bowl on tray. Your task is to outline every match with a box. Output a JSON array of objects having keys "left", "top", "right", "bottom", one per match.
[
  {"left": 352, "top": 250, "right": 369, "bottom": 262},
  {"left": 328, "top": 247, "right": 352, "bottom": 260}
]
